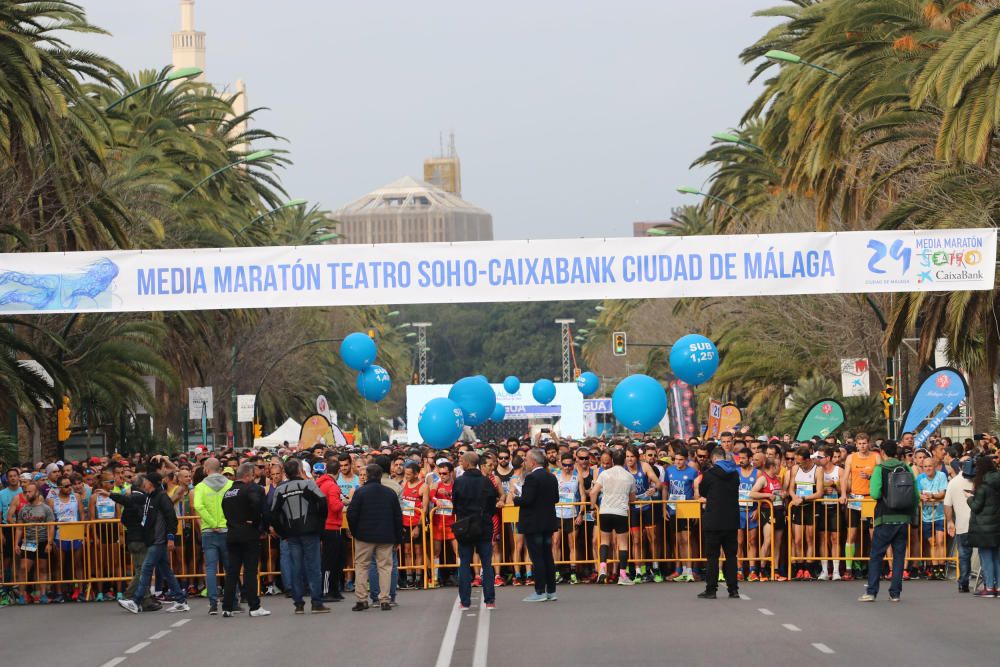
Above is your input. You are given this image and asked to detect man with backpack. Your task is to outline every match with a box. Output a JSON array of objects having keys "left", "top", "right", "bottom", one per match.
[
  {"left": 859, "top": 439, "right": 920, "bottom": 603},
  {"left": 452, "top": 451, "right": 500, "bottom": 610}
]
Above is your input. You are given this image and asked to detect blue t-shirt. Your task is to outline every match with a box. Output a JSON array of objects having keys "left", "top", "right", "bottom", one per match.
[
  {"left": 916, "top": 471, "right": 947, "bottom": 522},
  {"left": 665, "top": 465, "right": 697, "bottom": 515},
  {"left": 0, "top": 487, "right": 23, "bottom": 524}
]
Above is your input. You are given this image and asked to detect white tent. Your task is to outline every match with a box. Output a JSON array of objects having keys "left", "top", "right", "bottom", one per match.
[{"left": 254, "top": 418, "right": 301, "bottom": 449}]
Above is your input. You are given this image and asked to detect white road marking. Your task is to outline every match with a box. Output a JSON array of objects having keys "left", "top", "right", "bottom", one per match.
[
  {"left": 739, "top": 593, "right": 750, "bottom": 600},
  {"left": 782, "top": 624, "right": 802, "bottom": 632},
  {"left": 98, "top": 659, "right": 127, "bottom": 667},
  {"left": 473, "top": 595, "right": 491, "bottom": 667},
  {"left": 758, "top": 608, "right": 774, "bottom": 616},
  {"left": 149, "top": 630, "right": 171, "bottom": 640},
  {"left": 125, "top": 642, "right": 150, "bottom": 654},
  {"left": 435, "top": 598, "right": 464, "bottom": 667},
  {"left": 170, "top": 619, "right": 190, "bottom": 628},
  {"left": 812, "top": 643, "right": 835, "bottom": 654}
]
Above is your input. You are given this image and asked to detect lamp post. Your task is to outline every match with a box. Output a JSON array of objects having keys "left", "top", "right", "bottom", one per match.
[
  {"left": 764, "top": 50, "right": 840, "bottom": 77},
  {"left": 677, "top": 185, "right": 749, "bottom": 222},
  {"left": 105, "top": 66, "right": 203, "bottom": 111},
  {"left": 240, "top": 198, "right": 308, "bottom": 231},
  {"left": 712, "top": 131, "right": 763, "bottom": 152},
  {"left": 315, "top": 232, "right": 339, "bottom": 243},
  {"left": 179, "top": 149, "right": 275, "bottom": 201},
  {"left": 411, "top": 323, "right": 432, "bottom": 384},
  {"left": 646, "top": 227, "right": 670, "bottom": 236}
]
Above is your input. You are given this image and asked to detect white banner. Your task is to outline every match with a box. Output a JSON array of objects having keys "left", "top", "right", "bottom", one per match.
[
  {"left": 0, "top": 229, "right": 993, "bottom": 314},
  {"left": 236, "top": 394, "right": 256, "bottom": 423},
  {"left": 840, "top": 358, "right": 870, "bottom": 397},
  {"left": 188, "top": 386, "right": 213, "bottom": 418}
]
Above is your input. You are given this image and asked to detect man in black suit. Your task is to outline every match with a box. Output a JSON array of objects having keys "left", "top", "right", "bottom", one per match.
[
  {"left": 698, "top": 447, "right": 741, "bottom": 599},
  {"left": 513, "top": 448, "right": 560, "bottom": 602}
]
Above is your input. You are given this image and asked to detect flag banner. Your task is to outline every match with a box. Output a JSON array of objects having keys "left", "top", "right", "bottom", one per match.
[
  {"left": 718, "top": 404, "right": 743, "bottom": 433},
  {"left": 0, "top": 229, "right": 993, "bottom": 314},
  {"left": 706, "top": 400, "right": 723, "bottom": 438},
  {"left": 795, "top": 399, "right": 846, "bottom": 440},
  {"left": 840, "top": 358, "right": 871, "bottom": 397},
  {"left": 902, "top": 367, "right": 968, "bottom": 447}
]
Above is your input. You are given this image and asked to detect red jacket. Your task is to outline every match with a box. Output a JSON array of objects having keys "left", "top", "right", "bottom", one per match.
[{"left": 315, "top": 474, "right": 344, "bottom": 530}]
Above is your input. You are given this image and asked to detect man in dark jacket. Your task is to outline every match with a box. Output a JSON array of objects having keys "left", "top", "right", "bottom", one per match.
[
  {"left": 453, "top": 452, "right": 499, "bottom": 609},
  {"left": 116, "top": 472, "right": 189, "bottom": 614},
  {"left": 103, "top": 474, "right": 159, "bottom": 611},
  {"left": 268, "top": 458, "right": 328, "bottom": 614},
  {"left": 698, "top": 448, "right": 740, "bottom": 599},
  {"left": 513, "top": 449, "right": 560, "bottom": 602},
  {"left": 222, "top": 463, "right": 269, "bottom": 617},
  {"left": 346, "top": 464, "right": 403, "bottom": 612}
]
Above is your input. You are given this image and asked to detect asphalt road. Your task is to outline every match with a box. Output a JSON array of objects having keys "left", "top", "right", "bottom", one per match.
[{"left": 1, "top": 580, "right": 992, "bottom": 667}]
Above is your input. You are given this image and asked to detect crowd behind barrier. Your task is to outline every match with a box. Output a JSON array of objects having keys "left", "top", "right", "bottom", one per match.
[{"left": 1, "top": 428, "right": 995, "bottom": 606}]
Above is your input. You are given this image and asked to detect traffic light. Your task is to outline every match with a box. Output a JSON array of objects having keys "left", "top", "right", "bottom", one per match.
[
  {"left": 57, "top": 396, "right": 71, "bottom": 441},
  {"left": 367, "top": 328, "right": 377, "bottom": 340},
  {"left": 880, "top": 375, "right": 896, "bottom": 420},
  {"left": 252, "top": 421, "right": 262, "bottom": 439},
  {"left": 612, "top": 331, "right": 627, "bottom": 357}
]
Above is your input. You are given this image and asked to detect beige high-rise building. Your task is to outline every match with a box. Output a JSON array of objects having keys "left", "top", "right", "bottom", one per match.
[
  {"left": 329, "top": 176, "right": 493, "bottom": 244},
  {"left": 171, "top": 0, "right": 206, "bottom": 81}
]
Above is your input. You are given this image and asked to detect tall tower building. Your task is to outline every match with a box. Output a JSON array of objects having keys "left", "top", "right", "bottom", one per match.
[
  {"left": 172, "top": 0, "right": 206, "bottom": 81},
  {"left": 423, "top": 133, "right": 462, "bottom": 196}
]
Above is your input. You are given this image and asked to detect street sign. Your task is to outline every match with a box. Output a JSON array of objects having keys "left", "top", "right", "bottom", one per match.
[
  {"left": 188, "top": 386, "right": 213, "bottom": 419},
  {"left": 236, "top": 394, "right": 256, "bottom": 423}
]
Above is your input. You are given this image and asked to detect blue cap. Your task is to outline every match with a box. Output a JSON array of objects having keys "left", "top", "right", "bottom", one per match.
[{"left": 313, "top": 462, "right": 326, "bottom": 474}]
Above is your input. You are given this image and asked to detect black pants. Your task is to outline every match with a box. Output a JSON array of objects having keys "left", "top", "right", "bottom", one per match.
[
  {"left": 321, "top": 529, "right": 343, "bottom": 595},
  {"left": 223, "top": 540, "right": 260, "bottom": 612},
  {"left": 525, "top": 532, "right": 556, "bottom": 595},
  {"left": 704, "top": 529, "right": 738, "bottom": 594}
]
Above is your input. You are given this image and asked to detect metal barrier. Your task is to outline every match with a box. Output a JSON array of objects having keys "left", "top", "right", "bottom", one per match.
[{"left": 0, "top": 497, "right": 959, "bottom": 598}]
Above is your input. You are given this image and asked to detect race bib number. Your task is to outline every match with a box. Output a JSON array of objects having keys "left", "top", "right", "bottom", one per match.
[
  {"left": 402, "top": 498, "right": 416, "bottom": 517},
  {"left": 848, "top": 493, "right": 863, "bottom": 511},
  {"left": 22, "top": 541, "right": 37, "bottom": 552},
  {"left": 795, "top": 482, "right": 813, "bottom": 497},
  {"left": 436, "top": 498, "right": 453, "bottom": 516},
  {"left": 668, "top": 493, "right": 685, "bottom": 512}
]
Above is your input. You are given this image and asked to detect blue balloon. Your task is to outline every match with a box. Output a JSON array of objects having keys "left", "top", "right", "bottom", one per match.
[
  {"left": 474, "top": 375, "right": 489, "bottom": 383},
  {"left": 532, "top": 379, "right": 556, "bottom": 405},
  {"left": 448, "top": 376, "right": 497, "bottom": 426},
  {"left": 576, "top": 371, "right": 599, "bottom": 397},
  {"left": 503, "top": 376, "right": 520, "bottom": 394},
  {"left": 490, "top": 402, "right": 506, "bottom": 422},
  {"left": 668, "top": 334, "right": 719, "bottom": 386},
  {"left": 418, "top": 397, "right": 465, "bottom": 449},
  {"left": 356, "top": 365, "right": 391, "bottom": 402},
  {"left": 340, "top": 332, "right": 377, "bottom": 371},
  {"left": 612, "top": 374, "right": 667, "bottom": 432}
]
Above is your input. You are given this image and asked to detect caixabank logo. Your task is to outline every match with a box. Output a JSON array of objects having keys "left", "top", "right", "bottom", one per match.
[{"left": 864, "top": 235, "right": 985, "bottom": 287}]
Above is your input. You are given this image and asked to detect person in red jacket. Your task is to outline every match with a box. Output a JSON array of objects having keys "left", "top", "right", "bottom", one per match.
[{"left": 314, "top": 463, "right": 345, "bottom": 602}]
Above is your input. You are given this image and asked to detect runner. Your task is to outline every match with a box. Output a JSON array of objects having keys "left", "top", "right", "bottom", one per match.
[
  {"left": 425, "top": 459, "right": 457, "bottom": 587},
  {"left": 553, "top": 453, "right": 580, "bottom": 584},
  {"left": 48, "top": 476, "right": 83, "bottom": 603},
  {"left": 12, "top": 483, "right": 55, "bottom": 604},
  {"left": 788, "top": 446, "right": 824, "bottom": 580},
  {"left": 840, "top": 432, "right": 881, "bottom": 580},
  {"left": 625, "top": 445, "right": 661, "bottom": 582},
  {"left": 736, "top": 449, "right": 759, "bottom": 581},
  {"left": 505, "top": 457, "right": 531, "bottom": 587},
  {"left": 591, "top": 448, "right": 636, "bottom": 585},
  {"left": 399, "top": 462, "right": 426, "bottom": 589},
  {"left": 575, "top": 449, "right": 598, "bottom": 582},
  {"left": 665, "top": 446, "right": 698, "bottom": 581},
  {"left": 816, "top": 447, "right": 844, "bottom": 580},
  {"left": 749, "top": 455, "right": 786, "bottom": 580},
  {"left": 336, "top": 453, "right": 360, "bottom": 592},
  {"left": 916, "top": 458, "right": 947, "bottom": 580}
]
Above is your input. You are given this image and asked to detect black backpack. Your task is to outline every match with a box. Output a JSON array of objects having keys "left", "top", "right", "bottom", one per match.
[{"left": 882, "top": 464, "right": 915, "bottom": 512}]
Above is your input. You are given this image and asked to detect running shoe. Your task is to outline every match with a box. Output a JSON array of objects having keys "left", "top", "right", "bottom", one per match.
[
  {"left": 817, "top": 572, "right": 829, "bottom": 581},
  {"left": 642, "top": 571, "right": 654, "bottom": 584},
  {"left": 596, "top": 571, "right": 607, "bottom": 585},
  {"left": 494, "top": 574, "right": 505, "bottom": 587},
  {"left": 617, "top": 573, "right": 635, "bottom": 586},
  {"left": 485, "top": 602, "right": 496, "bottom": 610},
  {"left": 653, "top": 571, "right": 664, "bottom": 583},
  {"left": 842, "top": 572, "right": 854, "bottom": 582},
  {"left": 902, "top": 569, "right": 910, "bottom": 581},
  {"left": 773, "top": 574, "right": 788, "bottom": 582},
  {"left": 525, "top": 577, "right": 534, "bottom": 587},
  {"left": 118, "top": 599, "right": 140, "bottom": 614},
  {"left": 472, "top": 576, "right": 482, "bottom": 587},
  {"left": 748, "top": 572, "right": 760, "bottom": 582},
  {"left": 675, "top": 573, "right": 694, "bottom": 583},
  {"left": 569, "top": 573, "right": 579, "bottom": 585},
  {"left": 737, "top": 571, "right": 744, "bottom": 582},
  {"left": 857, "top": 593, "right": 876, "bottom": 602},
  {"left": 832, "top": 572, "right": 842, "bottom": 581},
  {"left": 95, "top": 592, "right": 105, "bottom": 603},
  {"left": 345, "top": 580, "right": 355, "bottom": 592},
  {"left": 512, "top": 576, "right": 522, "bottom": 587},
  {"left": 166, "top": 601, "right": 190, "bottom": 613},
  {"left": 800, "top": 571, "right": 813, "bottom": 581}
]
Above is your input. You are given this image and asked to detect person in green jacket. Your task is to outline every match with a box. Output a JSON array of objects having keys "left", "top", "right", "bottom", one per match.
[
  {"left": 193, "top": 458, "right": 232, "bottom": 614},
  {"left": 859, "top": 439, "right": 920, "bottom": 603}
]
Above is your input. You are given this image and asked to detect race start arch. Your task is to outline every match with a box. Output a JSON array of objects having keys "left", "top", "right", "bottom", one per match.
[{"left": 0, "top": 228, "right": 994, "bottom": 314}]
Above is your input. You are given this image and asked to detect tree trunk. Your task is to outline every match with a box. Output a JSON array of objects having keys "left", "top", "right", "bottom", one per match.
[{"left": 970, "top": 367, "right": 998, "bottom": 433}]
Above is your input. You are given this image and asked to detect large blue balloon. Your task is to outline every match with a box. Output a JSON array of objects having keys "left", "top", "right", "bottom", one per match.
[
  {"left": 418, "top": 398, "right": 465, "bottom": 449},
  {"left": 448, "top": 376, "right": 497, "bottom": 426},
  {"left": 532, "top": 379, "right": 556, "bottom": 405},
  {"left": 490, "top": 402, "right": 506, "bottom": 422},
  {"left": 356, "top": 365, "right": 391, "bottom": 402},
  {"left": 340, "top": 332, "right": 377, "bottom": 371},
  {"left": 668, "top": 334, "right": 719, "bottom": 386},
  {"left": 612, "top": 374, "right": 667, "bottom": 432},
  {"left": 503, "top": 376, "right": 520, "bottom": 394},
  {"left": 576, "top": 371, "right": 599, "bottom": 397}
]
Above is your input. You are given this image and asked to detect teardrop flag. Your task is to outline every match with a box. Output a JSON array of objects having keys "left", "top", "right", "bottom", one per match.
[{"left": 901, "top": 367, "right": 968, "bottom": 448}]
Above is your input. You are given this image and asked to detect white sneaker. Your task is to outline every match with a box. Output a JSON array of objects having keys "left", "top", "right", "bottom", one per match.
[
  {"left": 165, "top": 601, "right": 190, "bottom": 613},
  {"left": 618, "top": 573, "right": 635, "bottom": 586},
  {"left": 817, "top": 572, "right": 830, "bottom": 581},
  {"left": 832, "top": 572, "right": 842, "bottom": 581},
  {"left": 249, "top": 608, "right": 271, "bottom": 617},
  {"left": 118, "top": 599, "right": 139, "bottom": 614},
  {"left": 222, "top": 610, "right": 233, "bottom": 618}
]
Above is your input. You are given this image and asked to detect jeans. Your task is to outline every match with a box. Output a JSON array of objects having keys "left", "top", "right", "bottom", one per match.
[
  {"left": 979, "top": 546, "right": 1000, "bottom": 589},
  {"left": 223, "top": 540, "right": 260, "bottom": 612},
  {"left": 458, "top": 539, "right": 495, "bottom": 607},
  {"left": 704, "top": 529, "right": 738, "bottom": 594},
  {"left": 201, "top": 531, "right": 229, "bottom": 604},
  {"left": 131, "top": 542, "right": 185, "bottom": 606},
  {"left": 524, "top": 532, "right": 556, "bottom": 595},
  {"left": 957, "top": 533, "right": 973, "bottom": 588},
  {"left": 866, "top": 522, "right": 908, "bottom": 599},
  {"left": 285, "top": 535, "right": 322, "bottom": 606},
  {"left": 369, "top": 548, "right": 398, "bottom": 603},
  {"left": 124, "top": 541, "right": 153, "bottom": 605}
]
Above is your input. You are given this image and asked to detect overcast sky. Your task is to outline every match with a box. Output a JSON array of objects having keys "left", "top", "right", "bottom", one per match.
[{"left": 71, "top": 1, "right": 779, "bottom": 240}]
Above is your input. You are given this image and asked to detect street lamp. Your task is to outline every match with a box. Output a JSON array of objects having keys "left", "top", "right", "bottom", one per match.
[
  {"left": 594, "top": 306, "right": 605, "bottom": 312},
  {"left": 765, "top": 50, "right": 840, "bottom": 77},
  {"left": 712, "top": 131, "right": 763, "bottom": 152},
  {"left": 314, "top": 232, "right": 339, "bottom": 243},
  {"left": 179, "top": 149, "right": 275, "bottom": 201},
  {"left": 397, "top": 323, "right": 412, "bottom": 329},
  {"left": 235, "top": 198, "right": 308, "bottom": 236},
  {"left": 105, "top": 66, "right": 203, "bottom": 111},
  {"left": 677, "top": 185, "right": 748, "bottom": 219},
  {"left": 386, "top": 311, "right": 400, "bottom": 318},
  {"left": 646, "top": 227, "right": 669, "bottom": 236}
]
